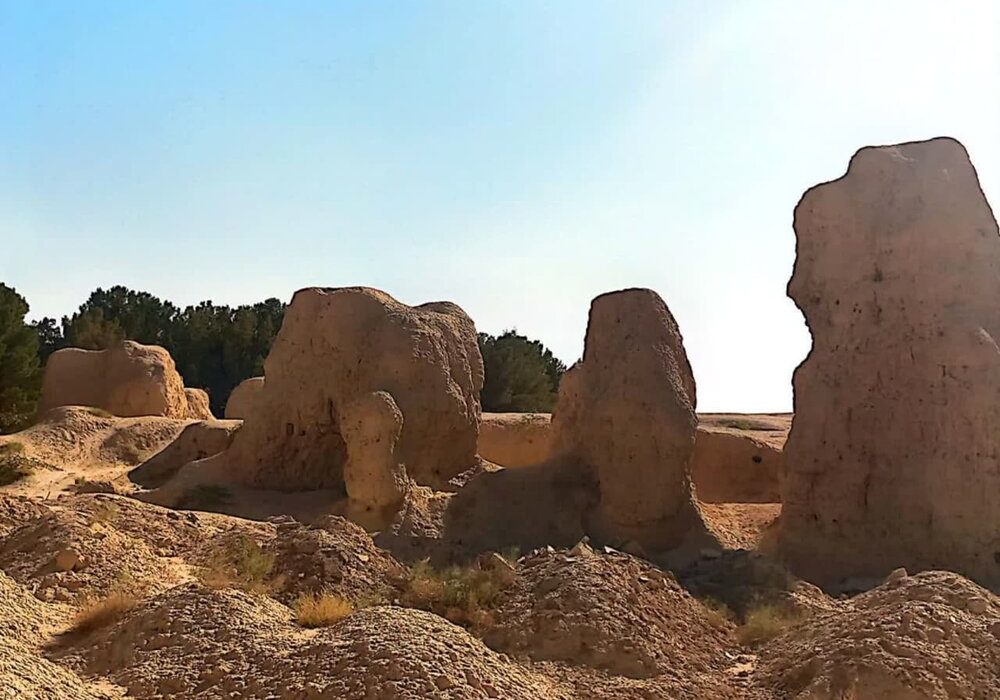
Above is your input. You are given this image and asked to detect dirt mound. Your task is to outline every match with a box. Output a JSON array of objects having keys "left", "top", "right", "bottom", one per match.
[
  {"left": 0, "top": 501, "right": 182, "bottom": 601},
  {"left": 58, "top": 581, "right": 296, "bottom": 698},
  {"left": 486, "top": 544, "right": 735, "bottom": 679},
  {"left": 781, "top": 137, "right": 1000, "bottom": 587},
  {"left": 757, "top": 571, "right": 1000, "bottom": 699},
  {"left": 223, "top": 376, "right": 264, "bottom": 419},
  {"left": 38, "top": 341, "right": 207, "bottom": 420},
  {"left": 296, "top": 606, "right": 571, "bottom": 699},
  {"left": 0, "top": 571, "right": 119, "bottom": 698},
  {"left": 129, "top": 419, "right": 240, "bottom": 488},
  {"left": 550, "top": 288, "right": 710, "bottom": 552},
  {"left": 59, "top": 581, "right": 567, "bottom": 699},
  {"left": 478, "top": 412, "right": 553, "bottom": 468},
  {"left": 1, "top": 406, "right": 189, "bottom": 497},
  {"left": 699, "top": 503, "right": 782, "bottom": 551},
  {"left": 692, "top": 428, "right": 782, "bottom": 503},
  {"left": 0, "top": 494, "right": 51, "bottom": 536},
  {"left": 269, "top": 515, "right": 404, "bottom": 603}
]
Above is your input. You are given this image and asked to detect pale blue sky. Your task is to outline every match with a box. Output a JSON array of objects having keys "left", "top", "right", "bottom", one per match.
[{"left": 2, "top": 1, "right": 998, "bottom": 411}]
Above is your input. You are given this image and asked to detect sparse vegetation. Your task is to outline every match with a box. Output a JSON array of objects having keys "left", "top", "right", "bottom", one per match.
[
  {"left": 0, "top": 442, "right": 34, "bottom": 485},
  {"left": 400, "top": 559, "right": 510, "bottom": 628},
  {"left": 179, "top": 484, "right": 232, "bottom": 510},
  {"left": 736, "top": 602, "right": 800, "bottom": 645},
  {"left": 717, "top": 418, "right": 772, "bottom": 431},
  {"left": 699, "top": 597, "right": 736, "bottom": 630},
  {"left": 82, "top": 406, "right": 113, "bottom": 418},
  {"left": 198, "top": 534, "right": 277, "bottom": 594},
  {"left": 293, "top": 591, "right": 355, "bottom": 627},
  {"left": 69, "top": 591, "right": 137, "bottom": 635},
  {"left": 0, "top": 284, "right": 42, "bottom": 433}
]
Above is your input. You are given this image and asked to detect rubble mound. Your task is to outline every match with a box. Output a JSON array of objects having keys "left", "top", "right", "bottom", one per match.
[
  {"left": 60, "top": 582, "right": 568, "bottom": 699},
  {"left": 129, "top": 419, "right": 241, "bottom": 487},
  {"left": 1, "top": 406, "right": 189, "bottom": 495},
  {"left": 550, "top": 288, "right": 709, "bottom": 551},
  {"left": 223, "top": 376, "right": 264, "bottom": 419},
  {"left": 478, "top": 412, "right": 553, "bottom": 468},
  {"left": 269, "top": 515, "right": 404, "bottom": 603},
  {"left": 0, "top": 502, "right": 181, "bottom": 601},
  {"left": 294, "top": 606, "right": 571, "bottom": 699},
  {"left": 60, "top": 582, "right": 296, "bottom": 698},
  {"left": 171, "top": 287, "right": 484, "bottom": 498},
  {"left": 486, "top": 545, "right": 735, "bottom": 679},
  {"left": 0, "top": 494, "right": 51, "bottom": 536},
  {"left": 781, "top": 137, "right": 1000, "bottom": 586},
  {"left": 757, "top": 571, "right": 1000, "bottom": 699},
  {"left": 692, "top": 427, "right": 782, "bottom": 503},
  {"left": 0, "top": 571, "right": 116, "bottom": 699},
  {"left": 38, "top": 341, "right": 209, "bottom": 419}
]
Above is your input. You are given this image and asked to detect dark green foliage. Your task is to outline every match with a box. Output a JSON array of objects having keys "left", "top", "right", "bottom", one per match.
[
  {"left": 478, "top": 330, "right": 566, "bottom": 413},
  {"left": 30, "top": 317, "right": 64, "bottom": 362},
  {"left": 63, "top": 286, "right": 178, "bottom": 349},
  {"left": 0, "top": 284, "right": 42, "bottom": 433}
]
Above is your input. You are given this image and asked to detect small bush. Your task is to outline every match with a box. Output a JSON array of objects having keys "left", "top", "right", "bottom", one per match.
[
  {"left": 737, "top": 603, "right": 800, "bottom": 645},
  {"left": 70, "top": 592, "right": 137, "bottom": 635},
  {"left": 0, "top": 443, "right": 34, "bottom": 486},
  {"left": 179, "top": 484, "right": 232, "bottom": 510},
  {"left": 83, "top": 407, "right": 113, "bottom": 419},
  {"left": 699, "top": 597, "right": 735, "bottom": 630},
  {"left": 293, "top": 592, "right": 354, "bottom": 627},
  {"left": 198, "top": 534, "right": 276, "bottom": 593},
  {"left": 400, "top": 559, "right": 509, "bottom": 628},
  {"left": 0, "top": 442, "right": 24, "bottom": 455}
]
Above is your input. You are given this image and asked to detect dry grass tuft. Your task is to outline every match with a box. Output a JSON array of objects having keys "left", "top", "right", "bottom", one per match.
[
  {"left": 737, "top": 602, "right": 800, "bottom": 645},
  {"left": 399, "top": 559, "right": 510, "bottom": 628},
  {"left": 699, "top": 597, "right": 736, "bottom": 630},
  {"left": 293, "top": 592, "right": 355, "bottom": 627},
  {"left": 69, "top": 591, "right": 137, "bottom": 635},
  {"left": 197, "top": 534, "right": 277, "bottom": 594},
  {"left": 0, "top": 442, "right": 34, "bottom": 486}
]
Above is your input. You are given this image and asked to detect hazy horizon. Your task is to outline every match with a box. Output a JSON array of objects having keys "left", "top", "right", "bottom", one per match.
[{"left": 3, "top": 1, "right": 998, "bottom": 411}]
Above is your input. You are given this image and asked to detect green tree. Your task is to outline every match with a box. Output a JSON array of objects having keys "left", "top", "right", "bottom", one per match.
[
  {"left": 30, "top": 317, "right": 64, "bottom": 362},
  {"left": 0, "top": 284, "right": 42, "bottom": 432},
  {"left": 62, "top": 286, "right": 178, "bottom": 349},
  {"left": 478, "top": 330, "right": 566, "bottom": 412}
]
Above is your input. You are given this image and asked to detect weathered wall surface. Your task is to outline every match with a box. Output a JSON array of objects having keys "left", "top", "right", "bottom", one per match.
[
  {"left": 38, "top": 341, "right": 207, "bottom": 420},
  {"left": 550, "top": 288, "right": 707, "bottom": 550},
  {"left": 690, "top": 428, "right": 782, "bottom": 503},
  {"left": 780, "top": 137, "right": 1000, "bottom": 587},
  {"left": 197, "top": 287, "right": 484, "bottom": 492},
  {"left": 224, "top": 377, "right": 264, "bottom": 420},
  {"left": 478, "top": 413, "right": 553, "bottom": 468}
]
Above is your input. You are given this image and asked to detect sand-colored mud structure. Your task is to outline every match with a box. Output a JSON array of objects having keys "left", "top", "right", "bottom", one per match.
[
  {"left": 38, "top": 341, "right": 212, "bottom": 420},
  {"left": 478, "top": 412, "right": 553, "bottom": 468},
  {"left": 550, "top": 288, "right": 709, "bottom": 550},
  {"left": 223, "top": 376, "right": 264, "bottom": 419},
  {"left": 780, "top": 137, "right": 1000, "bottom": 587},
  {"left": 187, "top": 287, "right": 484, "bottom": 492}
]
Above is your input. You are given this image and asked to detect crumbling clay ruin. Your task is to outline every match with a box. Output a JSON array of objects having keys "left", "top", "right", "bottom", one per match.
[
  {"left": 479, "top": 410, "right": 787, "bottom": 504},
  {"left": 549, "top": 288, "right": 712, "bottom": 551},
  {"left": 478, "top": 412, "right": 554, "bottom": 468},
  {"left": 38, "top": 341, "right": 213, "bottom": 420},
  {"left": 173, "top": 287, "right": 484, "bottom": 494},
  {"left": 6, "top": 138, "right": 1000, "bottom": 700},
  {"left": 223, "top": 376, "right": 264, "bottom": 419},
  {"left": 780, "top": 137, "right": 1000, "bottom": 589}
]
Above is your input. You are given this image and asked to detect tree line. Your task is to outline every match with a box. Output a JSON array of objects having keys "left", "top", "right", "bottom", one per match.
[{"left": 0, "top": 283, "right": 565, "bottom": 432}]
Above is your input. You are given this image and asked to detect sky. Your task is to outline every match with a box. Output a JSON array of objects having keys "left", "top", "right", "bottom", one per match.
[{"left": 2, "top": 1, "right": 998, "bottom": 412}]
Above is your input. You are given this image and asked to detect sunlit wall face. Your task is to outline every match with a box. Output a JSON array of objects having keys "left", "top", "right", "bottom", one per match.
[{"left": 2, "top": 0, "right": 997, "bottom": 412}]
